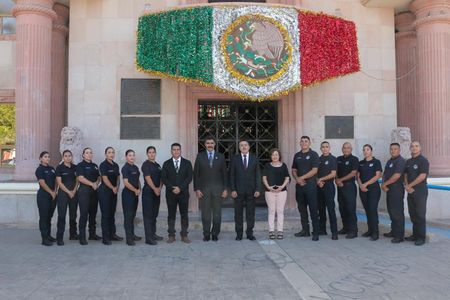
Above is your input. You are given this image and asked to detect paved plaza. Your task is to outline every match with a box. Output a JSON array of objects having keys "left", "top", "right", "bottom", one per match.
[{"left": 1, "top": 211, "right": 450, "bottom": 300}]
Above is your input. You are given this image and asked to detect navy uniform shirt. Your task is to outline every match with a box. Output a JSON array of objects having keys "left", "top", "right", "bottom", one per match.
[
  {"left": 55, "top": 162, "right": 77, "bottom": 190},
  {"left": 122, "top": 163, "right": 140, "bottom": 189},
  {"left": 35, "top": 164, "right": 56, "bottom": 191},
  {"left": 76, "top": 160, "right": 100, "bottom": 185},
  {"left": 383, "top": 155, "right": 406, "bottom": 189},
  {"left": 405, "top": 154, "right": 429, "bottom": 190},
  {"left": 358, "top": 158, "right": 382, "bottom": 188},
  {"left": 337, "top": 154, "right": 359, "bottom": 183},
  {"left": 141, "top": 160, "right": 161, "bottom": 188},
  {"left": 318, "top": 154, "right": 337, "bottom": 183},
  {"left": 99, "top": 160, "right": 120, "bottom": 187},
  {"left": 291, "top": 149, "right": 320, "bottom": 183}
]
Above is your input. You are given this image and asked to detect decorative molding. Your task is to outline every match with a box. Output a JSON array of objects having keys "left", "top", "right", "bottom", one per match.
[
  {"left": 413, "top": 14, "right": 450, "bottom": 28},
  {"left": 12, "top": 4, "right": 57, "bottom": 20}
]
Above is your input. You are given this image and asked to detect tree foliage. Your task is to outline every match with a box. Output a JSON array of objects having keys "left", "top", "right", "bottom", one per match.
[{"left": 0, "top": 104, "right": 15, "bottom": 145}]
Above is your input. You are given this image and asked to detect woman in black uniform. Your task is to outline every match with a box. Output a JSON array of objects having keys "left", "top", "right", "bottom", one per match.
[
  {"left": 98, "top": 147, "right": 123, "bottom": 245},
  {"left": 35, "top": 151, "right": 57, "bottom": 246},
  {"left": 141, "top": 146, "right": 163, "bottom": 245},
  {"left": 357, "top": 144, "right": 382, "bottom": 241},
  {"left": 76, "top": 147, "right": 101, "bottom": 245},
  {"left": 55, "top": 150, "right": 78, "bottom": 245},
  {"left": 121, "top": 149, "right": 141, "bottom": 246}
]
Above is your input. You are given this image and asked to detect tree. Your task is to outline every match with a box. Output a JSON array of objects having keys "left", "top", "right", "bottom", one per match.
[{"left": 0, "top": 104, "right": 15, "bottom": 145}]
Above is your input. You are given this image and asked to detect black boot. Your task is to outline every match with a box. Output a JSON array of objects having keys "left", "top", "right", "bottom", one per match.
[{"left": 42, "top": 238, "right": 53, "bottom": 246}]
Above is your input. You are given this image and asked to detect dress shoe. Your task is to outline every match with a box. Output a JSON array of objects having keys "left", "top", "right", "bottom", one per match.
[
  {"left": 312, "top": 235, "right": 319, "bottom": 241},
  {"left": 145, "top": 239, "right": 157, "bottom": 245},
  {"left": 212, "top": 235, "right": 218, "bottom": 241},
  {"left": 405, "top": 235, "right": 416, "bottom": 242},
  {"left": 370, "top": 234, "right": 379, "bottom": 241},
  {"left": 331, "top": 234, "right": 338, "bottom": 240},
  {"left": 167, "top": 236, "right": 176, "bottom": 243},
  {"left": 152, "top": 234, "right": 164, "bottom": 241},
  {"left": 69, "top": 234, "right": 79, "bottom": 240},
  {"left": 79, "top": 239, "right": 88, "bottom": 245},
  {"left": 318, "top": 230, "right": 328, "bottom": 236},
  {"left": 415, "top": 239, "right": 425, "bottom": 246},
  {"left": 203, "top": 235, "right": 210, "bottom": 242},
  {"left": 57, "top": 239, "right": 64, "bottom": 246},
  {"left": 294, "top": 230, "right": 310, "bottom": 237},
  {"left": 111, "top": 234, "right": 123, "bottom": 241},
  {"left": 133, "top": 235, "right": 142, "bottom": 241},
  {"left": 338, "top": 228, "right": 348, "bottom": 235},
  {"left": 42, "top": 239, "right": 53, "bottom": 246},
  {"left": 126, "top": 240, "right": 136, "bottom": 246},
  {"left": 391, "top": 238, "right": 404, "bottom": 244},
  {"left": 102, "top": 240, "right": 112, "bottom": 245},
  {"left": 235, "top": 235, "right": 243, "bottom": 241},
  {"left": 383, "top": 232, "right": 394, "bottom": 238},
  {"left": 48, "top": 236, "right": 57, "bottom": 242},
  {"left": 181, "top": 236, "right": 191, "bottom": 244},
  {"left": 247, "top": 235, "right": 256, "bottom": 241},
  {"left": 88, "top": 234, "right": 102, "bottom": 241},
  {"left": 345, "top": 232, "right": 358, "bottom": 239},
  {"left": 362, "top": 231, "right": 372, "bottom": 237}
]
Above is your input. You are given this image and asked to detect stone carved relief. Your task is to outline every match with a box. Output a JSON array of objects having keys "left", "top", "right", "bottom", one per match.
[
  {"left": 60, "top": 127, "right": 84, "bottom": 164},
  {"left": 391, "top": 127, "right": 411, "bottom": 159}
]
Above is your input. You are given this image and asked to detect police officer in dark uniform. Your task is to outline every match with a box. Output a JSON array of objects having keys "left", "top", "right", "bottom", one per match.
[
  {"left": 55, "top": 150, "right": 78, "bottom": 245},
  {"left": 121, "top": 149, "right": 142, "bottom": 246},
  {"left": 35, "top": 151, "right": 57, "bottom": 246},
  {"left": 381, "top": 143, "right": 406, "bottom": 243},
  {"left": 357, "top": 144, "right": 382, "bottom": 241},
  {"left": 335, "top": 142, "right": 359, "bottom": 239},
  {"left": 292, "top": 136, "right": 320, "bottom": 241},
  {"left": 76, "top": 147, "right": 101, "bottom": 245},
  {"left": 98, "top": 147, "right": 123, "bottom": 245},
  {"left": 141, "top": 146, "right": 164, "bottom": 245},
  {"left": 317, "top": 141, "right": 338, "bottom": 240},
  {"left": 404, "top": 141, "right": 429, "bottom": 246}
]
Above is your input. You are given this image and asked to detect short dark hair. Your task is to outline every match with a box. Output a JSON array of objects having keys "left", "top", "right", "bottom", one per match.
[
  {"left": 62, "top": 149, "right": 72, "bottom": 156},
  {"left": 300, "top": 136, "right": 310, "bottom": 141},
  {"left": 82, "top": 147, "right": 91, "bottom": 155},
  {"left": 321, "top": 141, "right": 330, "bottom": 146},
  {"left": 104, "top": 146, "right": 114, "bottom": 154},
  {"left": 390, "top": 143, "right": 400, "bottom": 148},
  {"left": 146, "top": 146, "right": 156, "bottom": 153},
  {"left": 269, "top": 148, "right": 282, "bottom": 161},
  {"left": 204, "top": 136, "right": 216, "bottom": 143},
  {"left": 39, "top": 151, "right": 49, "bottom": 159},
  {"left": 171, "top": 143, "right": 181, "bottom": 149},
  {"left": 363, "top": 144, "right": 373, "bottom": 151},
  {"left": 125, "top": 149, "right": 135, "bottom": 156},
  {"left": 238, "top": 139, "right": 249, "bottom": 145}
]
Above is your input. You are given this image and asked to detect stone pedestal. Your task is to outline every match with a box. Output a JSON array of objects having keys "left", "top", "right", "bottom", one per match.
[
  {"left": 411, "top": 0, "right": 450, "bottom": 176},
  {"left": 12, "top": 0, "right": 56, "bottom": 180}
]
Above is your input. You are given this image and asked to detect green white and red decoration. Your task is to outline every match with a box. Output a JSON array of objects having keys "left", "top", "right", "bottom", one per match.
[{"left": 136, "top": 4, "right": 359, "bottom": 101}]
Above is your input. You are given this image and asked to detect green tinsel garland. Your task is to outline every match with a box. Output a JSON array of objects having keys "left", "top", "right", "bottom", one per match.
[{"left": 136, "top": 7, "right": 214, "bottom": 84}]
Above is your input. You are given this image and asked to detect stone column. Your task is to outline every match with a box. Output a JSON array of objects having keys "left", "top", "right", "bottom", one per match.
[
  {"left": 410, "top": 0, "right": 450, "bottom": 176},
  {"left": 50, "top": 3, "right": 69, "bottom": 161},
  {"left": 12, "top": 0, "right": 56, "bottom": 180},
  {"left": 395, "top": 12, "right": 418, "bottom": 140}
]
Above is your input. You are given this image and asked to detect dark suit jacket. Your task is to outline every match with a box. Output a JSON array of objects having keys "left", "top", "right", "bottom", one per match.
[
  {"left": 193, "top": 151, "right": 228, "bottom": 192},
  {"left": 229, "top": 153, "right": 262, "bottom": 195},
  {"left": 161, "top": 157, "right": 193, "bottom": 197}
]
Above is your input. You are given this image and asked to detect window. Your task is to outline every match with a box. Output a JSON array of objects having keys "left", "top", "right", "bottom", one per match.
[
  {"left": 120, "top": 79, "right": 161, "bottom": 140},
  {"left": 0, "top": 0, "right": 16, "bottom": 35},
  {"left": 325, "top": 116, "right": 354, "bottom": 139}
]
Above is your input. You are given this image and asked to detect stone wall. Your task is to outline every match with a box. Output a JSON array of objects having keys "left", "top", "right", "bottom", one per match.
[{"left": 0, "top": 40, "right": 15, "bottom": 89}]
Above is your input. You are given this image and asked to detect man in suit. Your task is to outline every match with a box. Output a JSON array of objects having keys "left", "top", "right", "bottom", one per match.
[
  {"left": 161, "top": 143, "right": 193, "bottom": 244},
  {"left": 230, "top": 140, "right": 262, "bottom": 241},
  {"left": 194, "top": 137, "right": 228, "bottom": 242}
]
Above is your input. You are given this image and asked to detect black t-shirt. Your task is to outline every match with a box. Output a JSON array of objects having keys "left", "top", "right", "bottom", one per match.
[
  {"left": 122, "top": 163, "right": 141, "bottom": 189},
  {"left": 262, "top": 162, "right": 290, "bottom": 191},
  {"left": 55, "top": 162, "right": 77, "bottom": 190},
  {"left": 358, "top": 158, "right": 382, "bottom": 188},
  {"left": 141, "top": 160, "right": 162, "bottom": 188},
  {"left": 337, "top": 154, "right": 359, "bottom": 183},
  {"left": 99, "top": 160, "right": 120, "bottom": 187},
  {"left": 35, "top": 164, "right": 56, "bottom": 191},
  {"left": 405, "top": 154, "right": 429, "bottom": 190},
  {"left": 318, "top": 154, "right": 337, "bottom": 183},
  {"left": 383, "top": 155, "right": 406, "bottom": 188},
  {"left": 76, "top": 160, "right": 100, "bottom": 184},
  {"left": 291, "top": 149, "right": 319, "bottom": 183}
]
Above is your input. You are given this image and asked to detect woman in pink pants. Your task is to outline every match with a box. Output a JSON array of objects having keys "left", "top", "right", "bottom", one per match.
[{"left": 262, "top": 149, "right": 290, "bottom": 239}]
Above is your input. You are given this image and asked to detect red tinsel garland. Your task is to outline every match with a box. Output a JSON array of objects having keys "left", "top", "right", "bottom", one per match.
[{"left": 299, "top": 11, "right": 360, "bottom": 86}]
